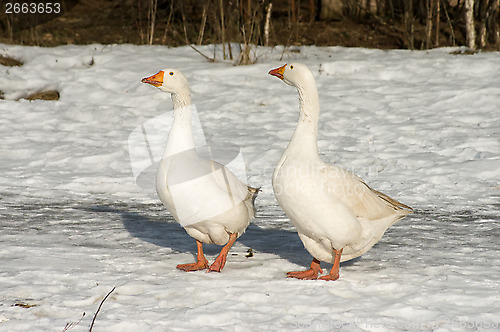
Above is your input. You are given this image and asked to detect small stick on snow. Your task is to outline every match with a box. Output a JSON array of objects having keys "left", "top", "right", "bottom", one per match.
[
  {"left": 63, "top": 312, "right": 85, "bottom": 332},
  {"left": 89, "top": 287, "right": 116, "bottom": 332},
  {"left": 189, "top": 44, "right": 215, "bottom": 62}
]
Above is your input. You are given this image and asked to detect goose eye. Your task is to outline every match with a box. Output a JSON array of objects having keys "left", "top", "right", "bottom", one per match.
[
  {"left": 290, "top": 65, "right": 294, "bottom": 69},
  {"left": 169, "top": 72, "right": 174, "bottom": 76}
]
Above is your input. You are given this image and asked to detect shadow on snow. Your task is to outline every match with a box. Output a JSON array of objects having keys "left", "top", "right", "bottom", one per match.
[{"left": 88, "top": 204, "right": 331, "bottom": 268}]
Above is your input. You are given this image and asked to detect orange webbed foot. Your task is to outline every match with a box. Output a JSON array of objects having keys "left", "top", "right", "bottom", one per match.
[
  {"left": 177, "top": 240, "right": 209, "bottom": 272},
  {"left": 176, "top": 259, "right": 209, "bottom": 272},
  {"left": 207, "top": 256, "right": 226, "bottom": 273},
  {"left": 286, "top": 258, "right": 323, "bottom": 280},
  {"left": 318, "top": 273, "right": 339, "bottom": 281},
  {"left": 206, "top": 232, "right": 238, "bottom": 273},
  {"left": 286, "top": 268, "right": 323, "bottom": 280},
  {"left": 318, "top": 248, "right": 343, "bottom": 281}
]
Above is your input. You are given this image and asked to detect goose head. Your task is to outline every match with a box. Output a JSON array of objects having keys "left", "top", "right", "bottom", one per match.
[
  {"left": 268, "top": 63, "right": 314, "bottom": 88},
  {"left": 142, "top": 68, "right": 189, "bottom": 94}
]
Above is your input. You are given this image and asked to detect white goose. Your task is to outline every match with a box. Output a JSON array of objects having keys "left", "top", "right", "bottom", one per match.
[
  {"left": 269, "top": 63, "right": 412, "bottom": 281},
  {"left": 142, "top": 68, "right": 258, "bottom": 272}
]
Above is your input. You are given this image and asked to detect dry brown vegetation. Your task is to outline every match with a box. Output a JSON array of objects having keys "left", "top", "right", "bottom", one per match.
[{"left": 0, "top": 0, "right": 498, "bottom": 54}]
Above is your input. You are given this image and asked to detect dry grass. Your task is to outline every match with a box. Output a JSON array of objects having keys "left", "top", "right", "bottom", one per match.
[
  {"left": 24, "top": 90, "right": 60, "bottom": 101},
  {"left": 0, "top": 55, "right": 23, "bottom": 67}
]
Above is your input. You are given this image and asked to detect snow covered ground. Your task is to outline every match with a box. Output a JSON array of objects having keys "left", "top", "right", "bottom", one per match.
[{"left": 1, "top": 44, "right": 499, "bottom": 331}]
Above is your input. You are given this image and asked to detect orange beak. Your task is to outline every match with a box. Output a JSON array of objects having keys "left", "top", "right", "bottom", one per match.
[
  {"left": 268, "top": 64, "right": 286, "bottom": 80},
  {"left": 141, "top": 70, "right": 165, "bottom": 87}
]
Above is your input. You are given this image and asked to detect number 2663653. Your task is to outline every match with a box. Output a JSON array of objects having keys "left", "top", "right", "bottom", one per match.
[{"left": 5, "top": 2, "right": 61, "bottom": 14}]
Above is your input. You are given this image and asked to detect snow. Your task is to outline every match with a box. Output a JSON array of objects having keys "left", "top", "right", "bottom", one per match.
[{"left": 1, "top": 44, "right": 499, "bottom": 331}]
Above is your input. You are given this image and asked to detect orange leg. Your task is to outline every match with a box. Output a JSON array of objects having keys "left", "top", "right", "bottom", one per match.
[
  {"left": 319, "top": 248, "right": 343, "bottom": 281},
  {"left": 177, "top": 240, "right": 209, "bottom": 272},
  {"left": 207, "top": 233, "right": 238, "bottom": 273},
  {"left": 287, "top": 258, "right": 323, "bottom": 280}
]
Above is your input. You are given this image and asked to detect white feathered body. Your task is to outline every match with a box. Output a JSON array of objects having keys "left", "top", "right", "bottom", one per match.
[
  {"left": 156, "top": 102, "right": 256, "bottom": 246},
  {"left": 157, "top": 152, "right": 256, "bottom": 246},
  {"left": 273, "top": 154, "right": 410, "bottom": 263}
]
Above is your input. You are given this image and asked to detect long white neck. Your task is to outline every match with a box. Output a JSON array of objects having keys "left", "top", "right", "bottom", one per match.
[
  {"left": 285, "top": 78, "right": 320, "bottom": 160},
  {"left": 163, "top": 89, "right": 195, "bottom": 158}
]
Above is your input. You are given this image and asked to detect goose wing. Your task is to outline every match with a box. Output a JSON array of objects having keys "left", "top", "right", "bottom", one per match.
[{"left": 321, "top": 165, "right": 412, "bottom": 221}]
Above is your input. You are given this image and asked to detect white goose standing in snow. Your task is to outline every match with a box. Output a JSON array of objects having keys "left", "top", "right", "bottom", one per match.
[
  {"left": 142, "top": 68, "right": 258, "bottom": 272},
  {"left": 269, "top": 63, "right": 412, "bottom": 281}
]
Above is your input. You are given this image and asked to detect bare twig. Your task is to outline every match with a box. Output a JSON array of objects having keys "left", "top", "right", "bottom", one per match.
[
  {"left": 237, "top": 0, "right": 267, "bottom": 65},
  {"left": 442, "top": 0, "right": 455, "bottom": 47},
  {"left": 148, "top": 0, "right": 158, "bottom": 45},
  {"left": 264, "top": 3, "right": 273, "bottom": 46},
  {"left": 404, "top": 0, "right": 415, "bottom": 50},
  {"left": 424, "top": 0, "right": 434, "bottom": 49},
  {"left": 133, "top": 0, "right": 145, "bottom": 43},
  {"left": 435, "top": 0, "right": 440, "bottom": 47},
  {"left": 280, "top": 25, "right": 296, "bottom": 61},
  {"left": 189, "top": 44, "right": 215, "bottom": 62},
  {"left": 180, "top": 1, "right": 190, "bottom": 45},
  {"left": 198, "top": 0, "right": 209, "bottom": 45},
  {"left": 493, "top": 0, "right": 500, "bottom": 48},
  {"left": 89, "top": 287, "right": 116, "bottom": 332},
  {"left": 162, "top": 0, "right": 174, "bottom": 44},
  {"left": 219, "top": 0, "right": 227, "bottom": 59},
  {"left": 63, "top": 312, "right": 85, "bottom": 332}
]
